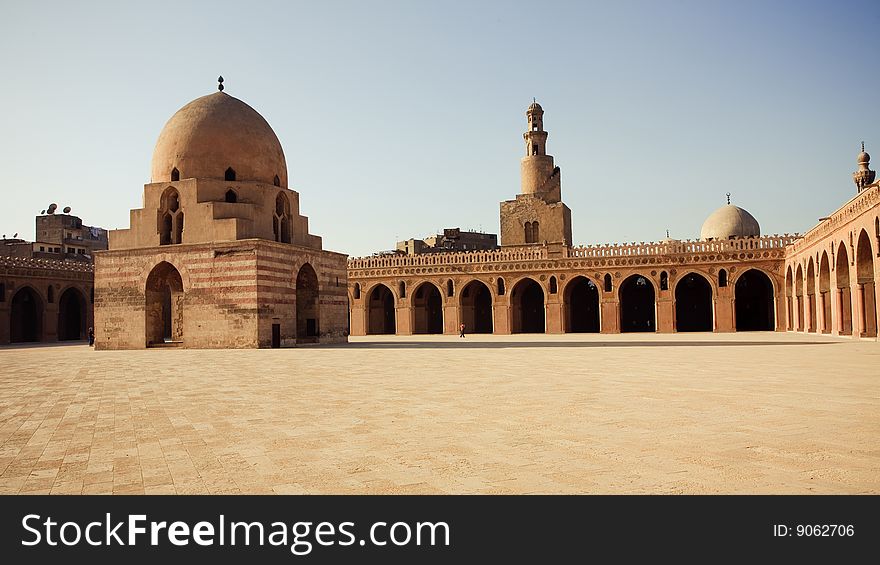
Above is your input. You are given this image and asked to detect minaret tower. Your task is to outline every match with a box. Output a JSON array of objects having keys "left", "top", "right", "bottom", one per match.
[
  {"left": 853, "top": 142, "right": 875, "bottom": 193},
  {"left": 500, "top": 101, "right": 572, "bottom": 247},
  {"left": 521, "top": 100, "right": 561, "bottom": 202}
]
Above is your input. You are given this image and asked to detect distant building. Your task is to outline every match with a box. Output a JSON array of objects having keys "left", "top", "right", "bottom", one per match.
[
  {"left": 1, "top": 207, "right": 103, "bottom": 343},
  {"left": 396, "top": 228, "right": 498, "bottom": 256}
]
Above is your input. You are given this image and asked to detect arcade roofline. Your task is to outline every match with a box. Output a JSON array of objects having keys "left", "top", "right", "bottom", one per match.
[
  {"left": 788, "top": 183, "right": 879, "bottom": 254},
  {"left": 348, "top": 234, "right": 799, "bottom": 269}
]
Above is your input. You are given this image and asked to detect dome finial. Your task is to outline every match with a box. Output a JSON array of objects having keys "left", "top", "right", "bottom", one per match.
[
  {"left": 726, "top": 192, "right": 731, "bottom": 205},
  {"left": 862, "top": 141, "right": 865, "bottom": 153},
  {"left": 666, "top": 229, "right": 670, "bottom": 238},
  {"left": 218, "top": 76, "right": 224, "bottom": 92}
]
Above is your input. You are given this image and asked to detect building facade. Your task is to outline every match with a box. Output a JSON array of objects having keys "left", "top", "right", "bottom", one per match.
[
  {"left": 347, "top": 103, "right": 878, "bottom": 338},
  {"left": 0, "top": 256, "right": 94, "bottom": 343},
  {"left": 94, "top": 84, "right": 348, "bottom": 349},
  {"left": 1, "top": 208, "right": 103, "bottom": 344}
]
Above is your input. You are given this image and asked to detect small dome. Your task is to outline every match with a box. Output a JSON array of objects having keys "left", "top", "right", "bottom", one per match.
[
  {"left": 857, "top": 150, "right": 870, "bottom": 164},
  {"left": 700, "top": 205, "right": 760, "bottom": 240},
  {"left": 151, "top": 91, "right": 287, "bottom": 186},
  {"left": 527, "top": 101, "right": 543, "bottom": 113}
]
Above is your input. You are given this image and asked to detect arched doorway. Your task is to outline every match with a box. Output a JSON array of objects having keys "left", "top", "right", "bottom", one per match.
[
  {"left": 564, "top": 276, "right": 600, "bottom": 333},
  {"left": 794, "top": 265, "right": 804, "bottom": 331},
  {"left": 413, "top": 282, "right": 443, "bottom": 334},
  {"left": 785, "top": 266, "right": 794, "bottom": 330},
  {"left": 674, "top": 273, "right": 713, "bottom": 332},
  {"left": 806, "top": 259, "right": 817, "bottom": 332},
  {"left": 619, "top": 274, "right": 655, "bottom": 333},
  {"left": 10, "top": 287, "right": 43, "bottom": 342},
  {"left": 856, "top": 229, "right": 877, "bottom": 337},
  {"left": 460, "top": 280, "right": 493, "bottom": 334},
  {"left": 511, "top": 278, "right": 545, "bottom": 333},
  {"left": 836, "top": 242, "right": 853, "bottom": 335},
  {"left": 819, "top": 252, "right": 831, "bottom": 334},
  {"left": 367, "top": 284, "right": 395, "bottom": 335},
  {"left": 296, "top": 263, "right": 319, "bottom": 342},
  {"left": 735, "top": 269, "right": 774, "bottom": 331},
  {"left": 145, "top": 262, "right": 184, "bottom": 346},
  {"left": 58, "top": 287, "right": 86, "bottom": 340}
]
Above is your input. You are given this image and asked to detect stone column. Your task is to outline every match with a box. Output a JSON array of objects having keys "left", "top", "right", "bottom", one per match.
[
  {"left": 545, "top": 294, "right": 563, "bottom": 334},
  {"left": 396, "top": 300, "right": 412, "bottom": 335},
  {"left": 494, "top": 300, "right": 511, "bottom": 335},
  {"left": 656, "top": 297, "right": 674, "bottom": 333},
  {"left": 714, "top": 289, "right": 735, "bottom": 332},
  {"left": 444, "top": 300, "right": 459, "bottom": 335},
  {"left": 600, "top": 297, "right": 619, "bottom": 333},
  {"left": 349, "top": 299, "right": 366, "bottom": 336}
]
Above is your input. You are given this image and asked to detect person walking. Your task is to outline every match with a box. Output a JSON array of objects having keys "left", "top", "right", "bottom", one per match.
[
  {"left": 459, "top": 323, "right": 466, "bottom": 338},
  {"left": 88, "top": 327, "right": 95, "bottom": 347}
]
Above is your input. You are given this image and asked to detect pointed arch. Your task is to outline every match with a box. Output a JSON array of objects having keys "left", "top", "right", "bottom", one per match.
[
  {"left": 296, "top": 263, "right": 320, "bottom": 342},
  {"left": 58, "top": 287, "right": 87, "bottom": 340},
  {"left": 511, "top": 277, "right": 545, "bottom": 333},
  {"left": 619, "top": 274, "right": 656, "bottom": 332},
  {"left": 145, "top": 261, "right": 184, "bottom": 346},
  {"left": 225, "top": 167, "right": 236, "bottom": 181},
  {"left": 785, "top": 266, "right": 794, "bottom": 330},
  {"left": 735, "top": 269, "right": 775, "bottom": 331},
  {"left": 674, "top": 272, "right": 713, "bottom": 332},
  {"left": 806, "top": 258, "right": 817, "bottom": 332},
  {"left": 412, "top": 282, "right": 443, "bottom": 334},
  {"left": 856, "top": 229, "right": 877, "bottom": 337},
  {"left": 795, "top": 264, "right": 805, "bottom": 331},
  {"left": 274, "top": 192, "right": 291, "bottom": 243},
  {"left": 225, "top": 189, "right": 238, "bottom": 203},
  {"left": 367, "top": 283, "right": 395, "bottom": 335},
  {"left": 564, "top": 276, "right": 600, "bottom": 333},
  {"left": 10, "top": 286, "right": 43, "bottom": 342},
  {"left": 460, "top": 280, "right": 493, "bottom": 333},
  {"left": 836, "top": 241, "right": 852, "bottom": 335},
  {"left": 170, "top": 167, "right": 180, "bottom": 181},
  {"left": 819, "top": 252, "right": 832, "bottom": 334}
]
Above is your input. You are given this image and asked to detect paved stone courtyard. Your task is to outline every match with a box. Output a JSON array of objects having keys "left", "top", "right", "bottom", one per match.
[{"left": 0, "top": 333, "right": 877, "bottom": 495}]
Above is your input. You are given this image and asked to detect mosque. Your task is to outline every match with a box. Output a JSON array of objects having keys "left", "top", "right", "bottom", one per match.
[
  {"left": 347, "top": 102, "right": 880, "bottom": 338},
  {"left": 1, "top": 84, "right": 878, "bottom": 346}
]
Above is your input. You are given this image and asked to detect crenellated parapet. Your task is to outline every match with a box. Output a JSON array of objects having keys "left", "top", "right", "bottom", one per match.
[{"left": 788, "top": 183, "right": 879, "bottom": 254}]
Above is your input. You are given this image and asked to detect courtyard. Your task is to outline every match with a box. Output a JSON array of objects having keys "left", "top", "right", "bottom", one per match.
[{"left": 0, "top": 332, "right": 877, "bottom": 495}]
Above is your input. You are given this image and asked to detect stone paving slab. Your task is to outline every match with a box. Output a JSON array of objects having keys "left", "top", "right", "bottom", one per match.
[{"left": 0, "top": 332, "right": 877, "bottom": 494}]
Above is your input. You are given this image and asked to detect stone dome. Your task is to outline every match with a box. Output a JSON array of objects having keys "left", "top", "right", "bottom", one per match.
[
  {"left": 857, "top": 150, "right": 870, "bottom": 164},
  {"left": 151, "top": 91, "right": 288, "bottom": 187},
  {"left": 700, "top": 205, "right": 760, "bottom": 240},
  {"left": 527, "top": 101, "right": 543, "bottom": 113}
]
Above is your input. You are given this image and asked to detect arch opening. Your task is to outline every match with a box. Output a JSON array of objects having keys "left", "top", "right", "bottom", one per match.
[
  {"left": 367, "top": 284, "right": 395, "bottom": 335},
  {"left": 795, "top": 265, "right": 805, "bottom": 331},
  {"left": 806, "top": 260, "right": 817, "bottom": 332},
  {"left": 856, "top": 230, "right": 877, "bottom": 337},
  {"left": 564, "top": 276, "right": 599, "bottom": 333},
  {"left": 225, "top": 189, "right": 237, "bottom": 203},
  {"left": 296, "top": 263, "right": 320, "bottom": 342},
  {"left": 675, "top": 273, "right": 713, "bottom": 332},
  {"left": 785, "top": 266, "right": 794, "bottom": 331},
  {"left": 819, "top": 252, "right": 832, "bottom": 334},
  {"left": 836, "top": 242, "right": 852, "bottom": 335},
  {"left": 412, "top": 283, "right": 443, "bottom": 334},
  {"left": 10, "top": 287, "right": 43, "bottom": 343},
  {"left": 511, "top": 278, "right": 545, "bottom": 333},
  {"left": 145, "top": 262, "right": 184, "bottom": 346},
  {"left": 735, "top": 269, "right": 774, "bottom": 331},
  {"left": 460, "top": 280, "right": 493, "bottom": 334},
  {"left": 619, "top": 275, "right": 655, "bottom": 333},
  {"left": 58, "top": 287, "right": 86, "bottom": 341}
]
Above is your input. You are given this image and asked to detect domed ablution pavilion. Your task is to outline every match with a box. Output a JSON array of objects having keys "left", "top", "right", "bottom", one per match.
[
  {"left": 94, "top": 79, "right": 349, "bottom": 349},
  {"left": 347, "top": 102, "right": 880, "bottom": 338}
]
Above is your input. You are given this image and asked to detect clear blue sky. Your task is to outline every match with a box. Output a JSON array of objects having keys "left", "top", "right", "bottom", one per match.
[{"left": 1, "top": 0, "right": 878, "bottom": 257}]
